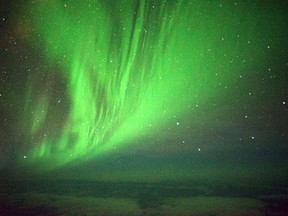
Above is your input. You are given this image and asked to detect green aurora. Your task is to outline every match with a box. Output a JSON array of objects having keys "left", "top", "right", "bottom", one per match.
[{"left": 16, "top": 0, "right": 286, "bottom": 171}]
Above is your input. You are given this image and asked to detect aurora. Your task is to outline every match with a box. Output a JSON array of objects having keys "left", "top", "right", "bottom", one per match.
[
  {"left": 1, "top": 1, "right": 288, "bottom": 215},
  {"left": 15, "top": 0, "right": 285, "bottom": 170}
]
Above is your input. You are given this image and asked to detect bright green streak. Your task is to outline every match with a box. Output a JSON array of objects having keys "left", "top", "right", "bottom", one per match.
[{"left": 21, "top": 0, "right": 273, "bottom": 170}]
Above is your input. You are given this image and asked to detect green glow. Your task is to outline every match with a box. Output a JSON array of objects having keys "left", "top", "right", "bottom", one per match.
[{"left": 20, "top": 0, "right": 275, "bottom": 170}]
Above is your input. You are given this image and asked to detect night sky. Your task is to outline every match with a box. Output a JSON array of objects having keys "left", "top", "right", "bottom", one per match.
[{"left": 1, "top": 0, "right": 288, "bottom": 182}]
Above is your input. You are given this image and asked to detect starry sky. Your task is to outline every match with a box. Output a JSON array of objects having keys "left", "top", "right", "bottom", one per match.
[{"left": 0, "top": 0, "right": 288, "bottom": 181}]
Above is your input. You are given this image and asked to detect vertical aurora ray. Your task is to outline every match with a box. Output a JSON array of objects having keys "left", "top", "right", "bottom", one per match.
[{"left": 19, "top": 0, "right": 278, "bottom": 170}]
